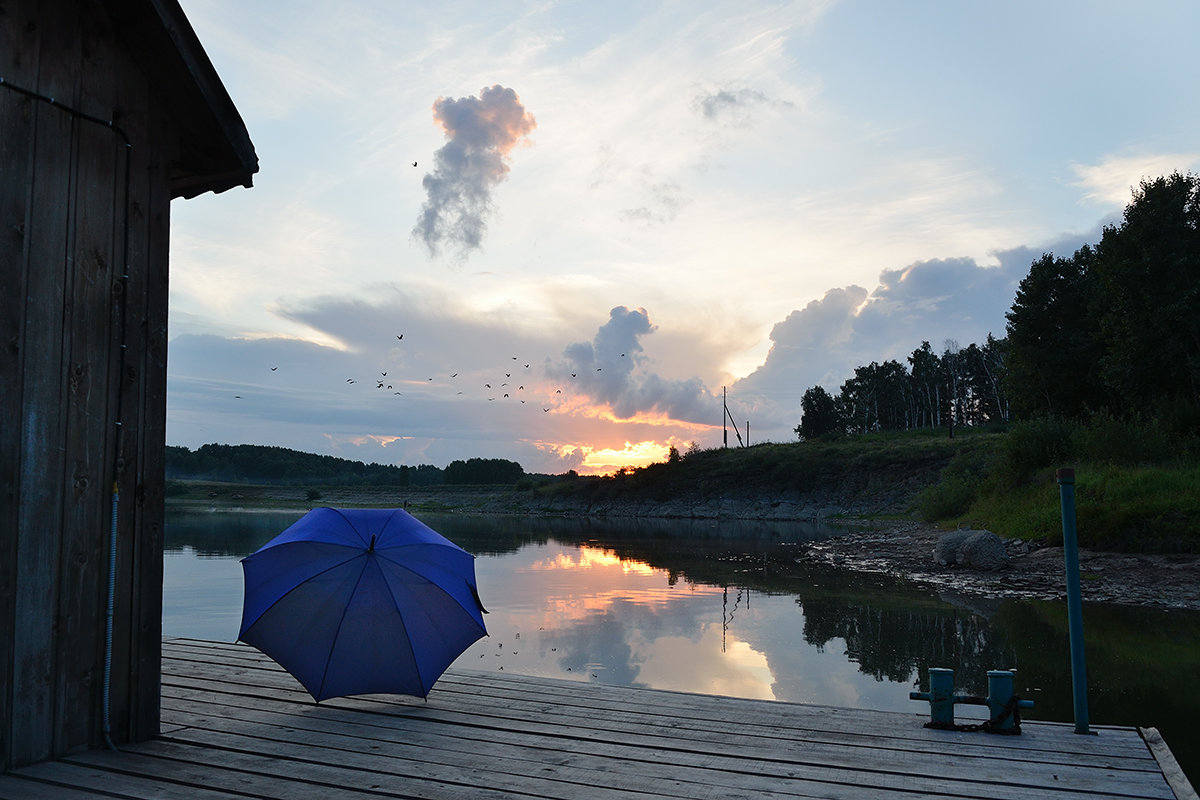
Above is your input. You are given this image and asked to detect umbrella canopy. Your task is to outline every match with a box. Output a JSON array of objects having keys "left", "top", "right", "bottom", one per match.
[{"left": 238, "top": 507, "right": 487, "bottom": 701}]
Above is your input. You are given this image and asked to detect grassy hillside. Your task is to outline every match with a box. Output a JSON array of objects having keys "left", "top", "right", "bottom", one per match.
[
  {"left": 168, "top": 416, "right": 1200, "bottom": 553},
  {"left": 531, "top": 427, "right": 999, "bottom": 517},
  {"left": 531, "top": 421, "right": 1200, "bottom": 553}
]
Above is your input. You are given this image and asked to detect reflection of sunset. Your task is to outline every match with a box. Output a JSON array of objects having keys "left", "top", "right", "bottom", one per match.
[
  {"left": 529, "top": 545, "right": 657, "bottom": 575},
  {"left": 506, "top": 545, "right": 722, "bottom": 626}
]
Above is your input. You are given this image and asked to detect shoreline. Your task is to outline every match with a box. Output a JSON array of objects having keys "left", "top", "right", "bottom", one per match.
[
  {"left": 801, "top": 519, "right": 1200, "bottom": 612},
  {"left": 170, "top": 486, "right": 1200, "bottom": 612}
]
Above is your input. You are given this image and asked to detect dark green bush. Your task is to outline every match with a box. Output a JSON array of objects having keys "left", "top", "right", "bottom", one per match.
[
  {"left": 1072, "top": 411, "right": 1170, "bottom": 465},
  {"left": 915, "top": 447, "right": 993, "bottom": 521},
  {"left": 1001, "top": 417, "right": 1075, "bottom": 477}
]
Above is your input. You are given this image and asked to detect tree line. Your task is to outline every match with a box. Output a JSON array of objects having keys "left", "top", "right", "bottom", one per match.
[
  {"left": 796, "top": 172, "right": 1200, "bottom": 440},
  {"left": 165, "top": 444, "right": 527, "bottom": 486}
]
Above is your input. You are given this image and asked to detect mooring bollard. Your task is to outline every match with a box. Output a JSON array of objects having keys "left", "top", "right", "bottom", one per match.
[
  {"left": 910, "top": 667, "right": 956, "bottom": 725},
  {"left": 910, "top": 668, "right": 1033, "bottom": 733}
]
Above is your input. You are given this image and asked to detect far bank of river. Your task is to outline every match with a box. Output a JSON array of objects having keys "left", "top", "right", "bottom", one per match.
[
  {"left": 169, "top": 481, "right": 871, "bottom": 523},
  {"left": 169, "top": 479, "right": 1200, "bottom": 612}
]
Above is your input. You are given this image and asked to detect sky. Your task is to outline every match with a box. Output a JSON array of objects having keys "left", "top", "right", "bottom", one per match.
[{"left": 167, "top": 0, "right": 1200, "bottom": 475}]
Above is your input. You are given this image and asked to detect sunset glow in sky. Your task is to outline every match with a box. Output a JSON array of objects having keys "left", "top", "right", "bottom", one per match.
[{"left": 167, "top": 1, "right": 1200, "bottom": 474}]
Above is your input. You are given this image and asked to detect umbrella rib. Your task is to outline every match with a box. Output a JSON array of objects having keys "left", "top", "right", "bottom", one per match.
[
  {"left": 375, "top": 551, "right": 480, "bottom": 619},
  {"left": 315, "top": 555, "right": 372, "bottom": 701},
  {"left": 242, "top": 545, "right": 364, "bottom": 634},
  {"left": 374, "top": 558, "right": 428, "bottom": 696}
]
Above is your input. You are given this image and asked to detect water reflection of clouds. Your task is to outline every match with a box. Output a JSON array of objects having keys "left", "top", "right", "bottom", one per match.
[
  {"left": 631, "top": 623, "right": 775, "bottom": 700},
  {"left": 465, "top": 542, "right": 779, "bottom": 699}
]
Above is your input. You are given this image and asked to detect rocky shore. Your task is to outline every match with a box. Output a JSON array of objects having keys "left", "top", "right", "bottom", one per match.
[{"left": 800, "top": 519, "right": 1200, "bottom": 612}]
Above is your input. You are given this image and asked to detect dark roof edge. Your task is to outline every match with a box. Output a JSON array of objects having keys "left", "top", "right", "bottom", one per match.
[{"left": 145, "top": 0, "right": 259, "bottom": 197}]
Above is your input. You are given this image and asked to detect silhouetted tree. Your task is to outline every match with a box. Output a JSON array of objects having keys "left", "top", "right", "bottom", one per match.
[
  {"left": 1003, "top": 248, "right": 1102, "bottom": 418},
  {"left": 1092, "top": 172, "right": 1200, "bottom": 409},
  {"left": 797, "top": 385, "right": 841, "bottom": 440}
]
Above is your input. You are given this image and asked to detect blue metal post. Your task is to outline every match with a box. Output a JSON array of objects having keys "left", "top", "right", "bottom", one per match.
[
  {"left": 1057, "top": 467, "right": 1091, "bottom": 735},
  {"left": 909, "top": 667, "right": 956, "bottom": 725},
  {"left": 927, "top": 667, "right": 955, "bottom": 725}
]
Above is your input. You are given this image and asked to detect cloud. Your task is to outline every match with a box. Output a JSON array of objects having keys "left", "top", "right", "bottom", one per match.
[
  {"left": 1071, "top": 153, "right": 1200, "bottom": 208},
  {"left": 558, "top": 307, "right": 714, "bottom": 423},
  {"left": 413, "top": 84, "right": 537, "bottom": 258},
  {"left": 731, "top": 228, "right": 1102, "bottom": 441},
  {"left": 618, "top": 177, "right": 691, "bottom": 226},
  {"left": 694, "top": 87, "right": 791, "bottom": 127}
]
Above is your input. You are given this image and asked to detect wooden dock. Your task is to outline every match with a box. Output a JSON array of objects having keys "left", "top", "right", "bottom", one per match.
[{"left": 1, "top": 638, "right": 1193, "bottom": 799}]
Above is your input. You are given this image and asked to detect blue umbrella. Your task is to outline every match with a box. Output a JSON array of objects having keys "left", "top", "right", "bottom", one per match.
[{"left": 238, "top": 507, "right": 487, "bottom": 701}]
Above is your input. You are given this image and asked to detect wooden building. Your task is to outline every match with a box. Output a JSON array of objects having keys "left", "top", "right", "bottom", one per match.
[{"left": 1, "top": 0, "right": 257, "bottom": 771}]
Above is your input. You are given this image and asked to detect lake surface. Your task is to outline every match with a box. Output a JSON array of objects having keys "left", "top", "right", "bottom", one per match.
[{"left": 165, "top": 506, "right": 1200, "bottom": 785}]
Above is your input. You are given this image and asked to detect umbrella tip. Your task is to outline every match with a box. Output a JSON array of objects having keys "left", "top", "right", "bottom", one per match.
[{"left": 369, "top": 534, "right": 376, "bottom": 551}]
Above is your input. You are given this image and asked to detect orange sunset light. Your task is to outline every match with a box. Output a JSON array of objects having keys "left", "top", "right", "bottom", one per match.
[{"left": 529, "top": 546, "right": 658, "bottom": 576}]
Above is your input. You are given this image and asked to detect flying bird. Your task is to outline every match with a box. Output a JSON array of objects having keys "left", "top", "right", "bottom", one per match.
[
  {"left": 270, "top": 366, "right": 277, "bottom": 371},
  {"left": 412, "top": 161, "right": 417, "bottom": 167},
  {"left": 571, "top": 373, "right": 577, "bottom": 378},
  {"left": 396, "top": 334, "right": 403, "bottom": 340}
]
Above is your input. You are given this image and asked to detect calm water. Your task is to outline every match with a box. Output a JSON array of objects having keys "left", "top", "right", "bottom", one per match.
[{"left": 165, "top": 506, "right": 1200, "bottom": 785}]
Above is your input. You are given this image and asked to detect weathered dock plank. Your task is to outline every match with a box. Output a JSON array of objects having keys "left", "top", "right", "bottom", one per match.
[{"left": 0, "top": 638, "right": 1190, "bottom": 800}]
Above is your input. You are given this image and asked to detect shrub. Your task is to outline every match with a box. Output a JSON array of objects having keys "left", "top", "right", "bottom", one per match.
[
  {"left": 306, "top": 488, "right": 323, "bottom": 501},
  {"left": 915, "top": 447, "right": 993, "bottom": 521},
  {"left": 1072, "top": 411, "right": 1170, "bottom": 465},
  {"left": 1001, "top": 417, "right": 1075, "bottom": 478}
]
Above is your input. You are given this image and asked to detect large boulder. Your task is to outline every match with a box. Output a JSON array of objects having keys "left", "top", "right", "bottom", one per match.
[{"left": 934, "top": 529, "right": 1009, "bottom": 571}]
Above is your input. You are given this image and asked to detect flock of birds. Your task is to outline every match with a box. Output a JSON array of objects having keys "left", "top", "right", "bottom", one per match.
[{"left": 251, "top": 331, "right": 629, "bottom": 416}]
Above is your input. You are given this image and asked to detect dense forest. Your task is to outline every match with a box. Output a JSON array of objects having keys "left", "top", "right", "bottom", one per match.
[
  {"left": 165, "top": 444, "right": 526, "bottom": 486},
  {"left": 796, "top": 172, "right": 1200, "bottom": 442}
]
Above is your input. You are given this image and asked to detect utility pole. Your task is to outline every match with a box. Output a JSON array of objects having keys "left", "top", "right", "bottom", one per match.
[
  {"left": 723, "top": 386, "right": 728, "bottom": 448},
  {"left": 723, "top": 388, "right": 744, "bottom": 447}
]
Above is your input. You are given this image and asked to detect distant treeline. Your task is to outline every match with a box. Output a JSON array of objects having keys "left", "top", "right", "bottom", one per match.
[{"left": 165, "top": 443, "right": 527, "bottom": 486}]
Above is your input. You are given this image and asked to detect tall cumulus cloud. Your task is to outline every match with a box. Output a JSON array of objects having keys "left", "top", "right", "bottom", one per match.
[
  {"left": 561, "top": 306, "right": 713, "bottom": 423},
  {"left": 413, "top": 84, "right": 536, "bottom": 258}
]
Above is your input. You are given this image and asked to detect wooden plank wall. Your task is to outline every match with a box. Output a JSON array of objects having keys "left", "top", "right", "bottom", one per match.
[{"left": 1, "top": 0, "right": 172, "bottom": 771}]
